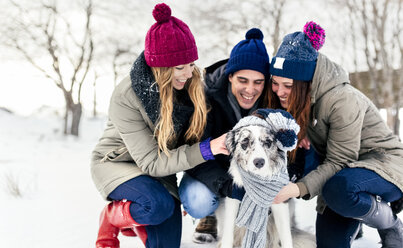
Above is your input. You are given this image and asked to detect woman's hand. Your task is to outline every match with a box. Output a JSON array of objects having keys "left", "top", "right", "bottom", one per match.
[
  {"left": 273, "top": 182, "right": 300, "bottom": 204},
  {"left": 298, "top": 137, "right": 311, "bottom": 150},
  {"left": 210, "top": 133, "right": 229, "bottom": 155}
]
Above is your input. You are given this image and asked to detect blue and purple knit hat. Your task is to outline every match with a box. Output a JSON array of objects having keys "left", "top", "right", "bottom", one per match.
[{"left": 270, "top": 21, "right": 325, "bottom": 81}]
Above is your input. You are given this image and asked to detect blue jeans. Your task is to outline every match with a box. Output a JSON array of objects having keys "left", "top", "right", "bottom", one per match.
[
  {"left": 317, "top": 167, "right": 403, "bottom": 248},
  {"left": 108, "top": 175, "right": 182, "bottom": 248},
  {"left": 178, "top": 173, "right": 219, "bottom": 219}
]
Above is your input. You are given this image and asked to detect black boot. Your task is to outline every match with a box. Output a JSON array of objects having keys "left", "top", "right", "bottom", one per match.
[
  {"left": 357, "top": 195, "right": 403, "bottom": 248},
  {"left": 192, "top": 215, "right": 217, "bottom": 243}
]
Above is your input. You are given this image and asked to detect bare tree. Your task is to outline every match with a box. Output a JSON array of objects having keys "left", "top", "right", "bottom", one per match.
[
  {"left": 392, "top": 0, "right": 403, "bottom": 137},
  {"left": 92, "top": 70, "right": 99, "bottom": 117},
  {"left": 243, "top": 0, "right": 287, "bottom": 54},
  {"left": 1, "top": 0, "right": 95, "bottom": 136},
  {"left": 184, "top": 0, "right": 287, "bottom": 66},
  {"left": 111, "top": 47, "right": 138, "bottom": 86},
  {"left": 337, "top": 0, "right": 402, "bottom": 134}
]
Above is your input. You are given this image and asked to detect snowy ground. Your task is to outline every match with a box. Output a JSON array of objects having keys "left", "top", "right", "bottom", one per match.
[{"left": 0, "top": 108, "right": 401, "bottom": 248}]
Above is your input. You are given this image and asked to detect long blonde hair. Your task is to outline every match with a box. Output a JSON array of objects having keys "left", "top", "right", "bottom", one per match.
[{"left": 151, "top": 66, "right": 208, "bottom": 156}]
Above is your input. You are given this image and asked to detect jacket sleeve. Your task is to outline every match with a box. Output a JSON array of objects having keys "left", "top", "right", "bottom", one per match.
[
  {"left": 300, "top": 89, "right": 366, "bottom": 199},
  {"left": 201, "top": 97, "right": 215, "bottom": 140},
  {"left": 109, "top": 87, "right": 206, "bottom": 177}
]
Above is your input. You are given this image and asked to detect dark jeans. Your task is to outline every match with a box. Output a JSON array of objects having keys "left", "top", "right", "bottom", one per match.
[
  {"left": 316, "top": 167, "right": 403, "bottom": 248},
  {"left": 108, "top": 175, "right": 182, "bottom": 248}
]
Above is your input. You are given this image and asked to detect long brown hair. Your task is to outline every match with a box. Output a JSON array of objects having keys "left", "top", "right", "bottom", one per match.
[
  {"left": 151, "top": 66, "right": 208, "bottom": 156},
  {"left": 266, "top": 78, "right": 311, "bottom": 162}
]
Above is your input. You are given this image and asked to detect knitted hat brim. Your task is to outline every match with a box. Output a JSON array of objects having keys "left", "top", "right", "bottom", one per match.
[
  {"left": 232, "top": 116, "right": 269, "bottom": 131},
  {"left": 145, "top": 46, "right": 198, "bottom": 67},
  {"left": 226, "top": 53, "right": 270, "bottom": 77},
  {"left": 270, "top": 57, "right": 316, "bottom": 82}
]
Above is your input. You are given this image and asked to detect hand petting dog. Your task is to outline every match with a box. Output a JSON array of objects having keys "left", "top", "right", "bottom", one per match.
[{"left": 273, "top": 182, "right": 301, "bottom": 204}]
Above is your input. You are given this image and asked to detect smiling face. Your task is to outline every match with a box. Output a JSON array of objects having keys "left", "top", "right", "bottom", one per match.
[
  {"left": 172, "top": 62, "right": 195, "bottom": 90},
  {"left": 229, "top": 70, "right": 265, "bottom": 110},
  {"left": 271, "top": 75, "right": 294, "bottom": 109}
]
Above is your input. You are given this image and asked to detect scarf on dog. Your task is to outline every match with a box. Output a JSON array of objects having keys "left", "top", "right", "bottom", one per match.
[
  {"left": 236, "top": 164, "right": 289, "bottom": 248},
  {"left": 226, "top": 108, "right": 300, "bottom": 248}
]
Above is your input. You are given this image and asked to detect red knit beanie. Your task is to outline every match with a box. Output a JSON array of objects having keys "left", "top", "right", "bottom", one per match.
[{"left": 145, "top": 3, "right": 198, "bottom": 67}]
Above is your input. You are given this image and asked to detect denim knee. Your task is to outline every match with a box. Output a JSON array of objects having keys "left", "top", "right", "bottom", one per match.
[
  {"left": 108, "top": 175, "right": 175, "bottom": 225},
  {"left": 134, "top": 191, "right": 175, "bottom": 225},
  {"left": 179, "top": 173, "right": 219, "bottom": 218},
  {"left": 323, "top": 173, "right": 349, "bottom": 206},
  {"left": 322, "top": 170, "right": 372, "bottom": 217}
]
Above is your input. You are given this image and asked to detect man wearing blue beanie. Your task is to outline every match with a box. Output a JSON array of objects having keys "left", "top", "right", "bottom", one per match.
[{"left": 178, "top": 28, "right": 271, "bottom": 243}]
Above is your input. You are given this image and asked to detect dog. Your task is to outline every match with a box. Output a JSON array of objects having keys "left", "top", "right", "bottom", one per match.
[{"left": 216, "top": 109, "right": 315, "bottom": 248}]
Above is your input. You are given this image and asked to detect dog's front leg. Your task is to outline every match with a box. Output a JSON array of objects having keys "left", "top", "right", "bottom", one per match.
[
  {"left": 220, "top": 197, "right": 240, "bottom": 248},
  {"left": 272, "top": 203, "right": 293, "bottom": 248}
]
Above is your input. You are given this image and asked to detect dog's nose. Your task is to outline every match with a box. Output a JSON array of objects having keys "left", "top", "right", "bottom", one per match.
[{"left": 253, "top": 158, "right": 265, "bottom": 168}]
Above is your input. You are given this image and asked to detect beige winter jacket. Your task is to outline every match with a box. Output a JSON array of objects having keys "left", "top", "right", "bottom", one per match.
[
  {"left": 90, "top": 55, "right": 206, "bottom": 200},
  {"left": 296, "top": 54, "right": 403, "bottom": 213}
]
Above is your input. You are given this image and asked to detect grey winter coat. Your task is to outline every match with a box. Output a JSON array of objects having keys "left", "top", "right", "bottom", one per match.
[
  {"left": 296, "top": 54, "right": 403, "bottom": 213},
  {"left": 90, "top": 53, "right": 206, "bottom": 200}
]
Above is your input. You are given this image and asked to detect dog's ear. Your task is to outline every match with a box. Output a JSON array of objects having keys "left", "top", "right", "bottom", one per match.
[{"left": 225, "top": 128, "right": 239, "bottom": 155}]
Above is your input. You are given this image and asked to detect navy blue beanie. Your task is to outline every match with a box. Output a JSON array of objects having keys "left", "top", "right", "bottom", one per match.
[
  {"left": 226, "top": 28, "right": 270, "bottom": 77},
  {"left": 270, "top": 22, "right": 325, "bottom": 81}
]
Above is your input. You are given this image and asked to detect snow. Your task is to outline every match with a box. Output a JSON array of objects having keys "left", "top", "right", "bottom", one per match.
[{"left": 0, "top": 108, "right": 401, "bottom": 248}]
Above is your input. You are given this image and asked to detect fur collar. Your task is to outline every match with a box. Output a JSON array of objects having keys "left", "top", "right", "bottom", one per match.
[{"left": 130, "top": 52, "right": 160, "bottom": 124}]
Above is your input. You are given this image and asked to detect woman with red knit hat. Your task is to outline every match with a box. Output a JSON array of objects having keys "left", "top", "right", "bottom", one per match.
[
  {"left": 91, "top": 3, "right": 228, "bottom": 248},
  {"left": 268, "top": 22, "right": 403, "bottom": 247}
]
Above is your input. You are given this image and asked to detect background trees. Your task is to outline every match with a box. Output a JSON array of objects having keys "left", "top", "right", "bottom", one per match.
[
  {"left": 1, "top": 0, "right": 402, "bottom": 136},
  {"left": 336, "top": 0, "right": 403, "bottom": 136},
  {"left": 1, "top": 0, "right": 95, "bottom": 136}
]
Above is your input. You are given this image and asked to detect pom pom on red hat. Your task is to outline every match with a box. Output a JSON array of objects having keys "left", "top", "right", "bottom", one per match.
[
  {"left": 152, "top": 3, "right": 171, "bottom": 23},
  {"left": 303, "top": 21, "right": 325, "bottom": 50}
]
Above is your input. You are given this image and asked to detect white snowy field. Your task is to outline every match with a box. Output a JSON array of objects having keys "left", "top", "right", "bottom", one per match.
[{"left": 0, "top": 108, "right": 401, "bottom": 248}]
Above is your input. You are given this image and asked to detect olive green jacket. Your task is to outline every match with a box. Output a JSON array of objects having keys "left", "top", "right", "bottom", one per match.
[
  {"left": 296, "top": 54, "right": 403, "bottom": 213},
  {"left": 91, "top": 69, "right": 206, "bottom": 200}
]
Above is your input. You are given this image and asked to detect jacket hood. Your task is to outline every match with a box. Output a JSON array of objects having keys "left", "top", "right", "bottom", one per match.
[
  {"left": 310, "top": 53, "right": 350, "bottom": 105},
  {"left": 204, "top": 59, "right": 229, "bottom": 95}
]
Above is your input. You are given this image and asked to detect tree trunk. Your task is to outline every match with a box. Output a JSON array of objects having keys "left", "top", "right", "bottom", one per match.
[
  {"left": 64, "top": 106, "right": 69, "bottom": 135},
  {"left": 394, "top": 104, "right": 400, "bottom": 138},
  {"left": 93, "top": 76, "right": 97, "bottom": 118},
  {"left": 70, "top": 103, "right": 82, "bottom": 136},
  {"left": 63, "top": 98, "right": 82, "bottom": 136},
  {"left": 386, "top": 108, "right": 394, "bottom": 132}
]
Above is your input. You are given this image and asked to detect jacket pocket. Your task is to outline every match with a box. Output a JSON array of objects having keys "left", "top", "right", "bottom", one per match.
[{"left": 100, "top": 146, "right": 133, "bottom": 162}]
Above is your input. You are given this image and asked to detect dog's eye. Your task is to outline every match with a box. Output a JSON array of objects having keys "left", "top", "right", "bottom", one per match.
[
  {"left": 241, "top": 138, "right": 249, "bottom": 150},
  {"left": 264, "top": 139, "right": 272, "bottom": 148}
]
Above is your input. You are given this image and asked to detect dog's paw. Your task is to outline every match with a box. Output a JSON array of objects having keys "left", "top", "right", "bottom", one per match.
[
  {"left": 216, "top": 241, "right": 222, "bottom": 248},
  {"left": 192, "top": 232, "right": 217, "bottom": 244}
]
